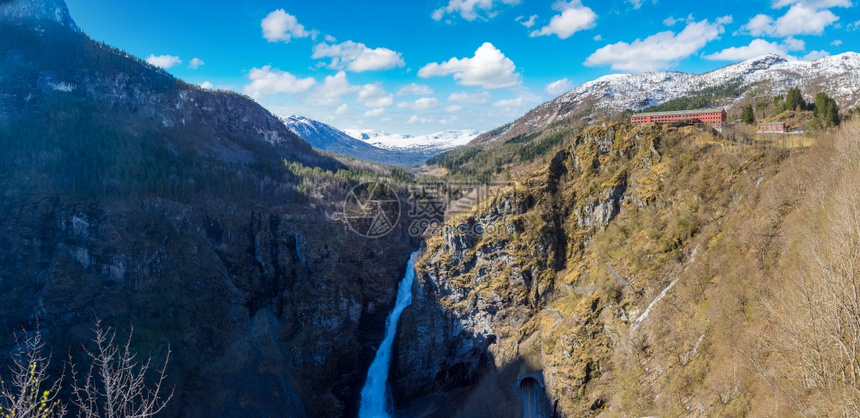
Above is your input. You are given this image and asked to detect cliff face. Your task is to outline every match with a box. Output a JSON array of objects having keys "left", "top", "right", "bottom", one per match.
[
  {"left": 0, "top": 195, "right": 415, "bottom": 417},
  {"left": 0, "top": 0, "right": 78, "bottom": 31},
  {"left": 0, "top": 12, "right": 418, "bottom": 417},
  {"left": 394, "top": 123, "right": 796, "bottom": 416}
]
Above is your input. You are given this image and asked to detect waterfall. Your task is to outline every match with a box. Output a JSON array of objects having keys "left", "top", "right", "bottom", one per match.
[{"left": 359, "top": 251, "right": 418, "bottom": 418}]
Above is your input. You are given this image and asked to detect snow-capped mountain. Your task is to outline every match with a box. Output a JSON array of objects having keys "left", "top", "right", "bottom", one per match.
[
  {"left": 0, "top": 0, "right": 79, "bottom": 31},
  {"left": 490, "top": 53, "right": 860, "bottom": 142},
  {"left": 280, "top": 116, "right": 477, "bottom": 168},
  {"left": 281, "top": 115, "right": 379, "bottom": 153},
  {"left": 343, "top": 129, "right": 480, "bottom": 152}
]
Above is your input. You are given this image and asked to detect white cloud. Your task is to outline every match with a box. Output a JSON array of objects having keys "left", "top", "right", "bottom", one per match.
[
  {"left": 593, "top": 34, "right": 603, "bottom": 41},
  {"left": 243, "top": 66, "right": 317, "bottom": 99},
  {"left": 743, "top": 14, "right": 776, "bottom": 36},
  {"left": 188, "top": 57, "right": 204, "bottom": 70},
  {"left": 364, "top": 108, "right": 386, "bottom": 117},
  {"left": 663, "top": 16, "right": 681, "bottom": 26},
  {"left": 773, "top": 4, "right": 839, "bottom": 36},
  {"left": 783, "top": 36, "right": 806, "bottom": 50},
  {"left": 312, "top": 41, "right": 405, "bottom": 72},
  {"left": 261, "top": 9, "right": 311, "bottom": 43},
  {"left": 396, "top": 83, "right": 435, "bottom": 96},
  {"left": 432, "top": 0, "right": 522, "bottom": 22},
  {"left": 407, "top": 114, "right": 432, "bottom": 124},
  {"left": 336, "top": 104, "right": 350, "bottom": 115},
  {"left": 716, "top": 15, "right": 734, "bottom": 25},
  {"left": 516, "top": 14, "right": 538, "bottom": 27},
  {"left": 772, "top": 0, "right": 852, "bottom": 7},
  {"left": 357, "top": 84, "right": 394, "bottom": 108},
  {"left": 628, "top": 0, "right": 643, "bottom": 9},
  {"left": 438, "top": 116, "right": 460, "bottom": 125},
  {"left": 703, "top": 39, "right": 794, "bottom": 61},
  {"left": 445, "top": 105, "right": 464, "bottom": 112},
  {"left": 307, "top": 71, "right": 360, "bottom": 105},
  {"left": 832, "top": 39, "right": 843, "bottom": 46},
  {"left": 492, "top": 91, "right": 541, "bottom": 108},
  {"left": 664, "top": 14, "right": 698, "bottom": 27},
  {"left": 803, "top": 50, "right": 830, "bottom": 60},
  {"left": 493, "top": 97, "right": 529, "bottom": 107},
  {"left": 742, "top": 0, "right": 847, "bottom": 37},
  {"left": 545, "top": 78, "right": 574, "bottom": 96},
  {"left": 418, "top": 42, "right": 520, "bottom": 89},
  {"left": 324, "top": 34, "right": 337, "bottom": 43},
  {"left": 584, "top": 18, "right": 727, "bottom": 71},
  {"left": 199, "top": 81, "right": 214, "bottom": 90},
  {"left": 146, "top": 54, "right": 181, "bottom": 69},
  {"left": 397, "top": 97, "right": 440, "bottom": 110},
  {"left": 448, "top": 91, "right": 492, "bottom": 103},
  {"left": 530, "top": 1, "right": 597, "bottom": 39}
]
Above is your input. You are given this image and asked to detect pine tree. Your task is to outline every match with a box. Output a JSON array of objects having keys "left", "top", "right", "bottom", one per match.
[
  {"left": 814, "top": 92, "right": 840, "bottom": 129},
  {"left": 785, "top": 87, "right": 806, "bottom": 112},
  {"left": 742, "top": 105, "right": 756, "bottom": 124}
]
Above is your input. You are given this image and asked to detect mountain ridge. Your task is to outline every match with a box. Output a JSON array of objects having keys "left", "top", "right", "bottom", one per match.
[
  {"left": 281, "top": 115, "right": 479, "bottom": 167},
  {"left": 0, "top": 0, "right": 78, "bottom": 31},
  {"left": 0, "top": 4, "right": 422, "bottom": 417},
  {"left": 480, "top": 52, "right": 860, "bottom": 143},
  {"left": 343, "top": 128, "right": 480, "bottom": 152}
]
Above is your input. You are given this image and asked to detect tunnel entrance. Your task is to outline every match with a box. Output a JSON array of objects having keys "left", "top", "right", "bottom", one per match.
[{"left": 515, "top": 371, "right": 553, "bottom": 418}]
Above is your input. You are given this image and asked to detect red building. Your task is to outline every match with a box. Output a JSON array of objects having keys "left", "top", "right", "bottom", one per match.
[
  {"left": 758, "top": 122, "right": 786, "bottom": 133},
  {"left": 631, "top": 108, "right": 727, "bottom": 126}
]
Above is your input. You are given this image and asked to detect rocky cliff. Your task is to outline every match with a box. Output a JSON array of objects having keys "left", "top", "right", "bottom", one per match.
[
  {"left": 0, "top": 0, "right": 78, "bottom": 31},
  {"left": 0, "top": 4, "right": 418, "bottom": 416},
  {"left": 395, "top": 122, "right": 803, "bottom": 416}
]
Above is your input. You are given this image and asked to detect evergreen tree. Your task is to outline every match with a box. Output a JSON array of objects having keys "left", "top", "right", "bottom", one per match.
[
  {"left": 742, "top": 105, "right": 756, "bottom": 124},
  {"left": 773, "top": 95, "right": 785, "bottom": 112},
  {"left": 814, "top": 92, "right": 840, "bottom": 129},
  {"left": 784, "top": 87, "right": 806, "bottom": 112}
]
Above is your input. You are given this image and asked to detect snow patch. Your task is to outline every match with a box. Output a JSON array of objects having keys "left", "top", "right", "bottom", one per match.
[{"left": 343, "top": 128, "right": 480, "bottom": 152}]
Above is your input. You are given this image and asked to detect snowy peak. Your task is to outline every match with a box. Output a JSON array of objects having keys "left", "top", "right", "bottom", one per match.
[
  {"left": 280, "top": 115, "right": 336, "bottom": 142},
  {"left": 343, "top": 129, "right": 407, "bottom": 142},
  {"left": 279, "top": 115, "right": 367, "bottom": 152},
  {"left": 0, "top": 0, "right": 79, "bottom": 31},
  {"left": 343, "top": 128, "right": 480, "bottom": 152},
  {"left": 498, "top": 52, "right": 860, "bottom": 143},
  {"left": 279, "top": 115, "right": 480, "bottom": 167},
  {"left": 736, "top": 53, "right": 789, "bottom": 72}
]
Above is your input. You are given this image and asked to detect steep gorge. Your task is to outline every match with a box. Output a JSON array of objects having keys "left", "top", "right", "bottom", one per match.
[
  {"left": 4, "top": 0, "right": 860, "bottom": 416},
  {"left": 394, "top": 121, "right": 857, "bottom": 416},
  {"left": 0, "top": 7, "right": 420, "bottom": 416}
]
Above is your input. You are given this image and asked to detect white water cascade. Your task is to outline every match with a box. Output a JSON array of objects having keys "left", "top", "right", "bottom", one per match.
[{"left": 358, "top": 252, "right": 418, "bottom": 418}]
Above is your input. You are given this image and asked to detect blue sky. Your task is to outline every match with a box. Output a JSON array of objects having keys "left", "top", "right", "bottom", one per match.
[{"left": 65, "top": 0, "right": 859, "bottom": 135}]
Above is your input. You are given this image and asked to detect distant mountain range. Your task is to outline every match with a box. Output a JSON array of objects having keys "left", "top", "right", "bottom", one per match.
[
  {"left": 342, "top": 128, "right": 480, "bottom": 152},
  {"left": 481, "top": 53, "right": 860, "bottom": 143},
  {"left": 280, "top": 115, "right": 480, "bottom": 168}
]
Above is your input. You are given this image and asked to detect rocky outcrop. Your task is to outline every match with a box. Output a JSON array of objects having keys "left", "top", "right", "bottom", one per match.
[
  {"left": 575, "top": 184, "right": 625, "bottom": 228},
  {"left": 393, "top": 123, "right": 726, "bottom": 416},
  {"left": 393, "top": 183, "right": 552, "bottom": 405},
  {"left": 0, "top": 0, "right": 79, "bottom": 31}
]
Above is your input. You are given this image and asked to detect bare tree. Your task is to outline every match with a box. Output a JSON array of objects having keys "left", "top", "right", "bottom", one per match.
[
  {"left": 70, "top": 321, "right": 172, "bottom": 418},
  {"left": 760, "top": 122, "right": 860, "bottom": 416},
  {"left": 0, "top": 328, "right": 66, "bottom": 417}
]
